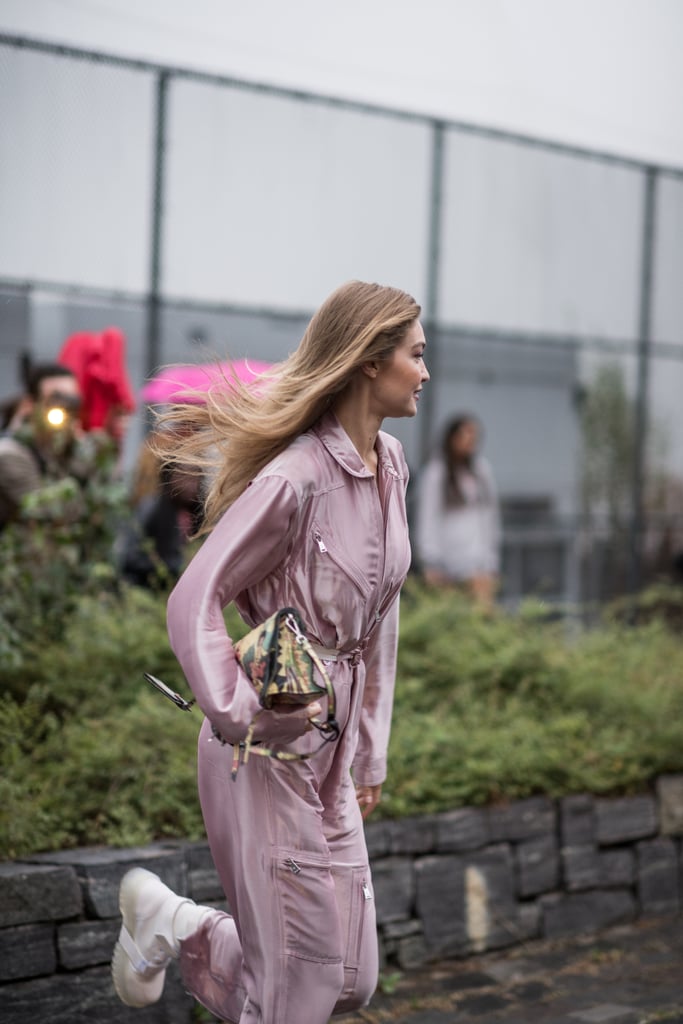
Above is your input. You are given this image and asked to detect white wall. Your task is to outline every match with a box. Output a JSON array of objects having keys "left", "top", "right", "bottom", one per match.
[
  {"left": 1, "top": 10, "right": 682, "bottom": 510},
  {"left": 0, "top": 42, "right": 665, "bottom": 343},
  {"left": 439, "top": 133, "right": 644, "bottom": 339},
  {"left": 163, "top": 80, "right": 431, "bottom": 308},
  {"left": 0, "top": 46, "right": 154, "bottom": 291},
  {"left": 1, "top": 0, "right": 682, "bottom": 168}
]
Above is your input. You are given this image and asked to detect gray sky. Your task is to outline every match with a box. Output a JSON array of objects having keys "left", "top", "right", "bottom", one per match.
[{"left": 1, "top": 0, "right": 683, "bottom": 168}]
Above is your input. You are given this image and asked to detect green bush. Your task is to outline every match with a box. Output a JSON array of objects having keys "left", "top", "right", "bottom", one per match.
[
  {"left": 0, "top": 443, "right": 128, "bottom": 671},
  {"left": 385, "top": 583, "right": 683, "bottom": 815},
  {"left": 0, "top": 585, "right": 248, "bottom": 858},
  {"left": 2, "top": 570, "right": 683, "bottom": 859}
]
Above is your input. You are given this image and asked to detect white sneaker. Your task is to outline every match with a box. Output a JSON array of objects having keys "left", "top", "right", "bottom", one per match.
[{"left": 111, "top": 867, "right": 191, "bottom": 1007}]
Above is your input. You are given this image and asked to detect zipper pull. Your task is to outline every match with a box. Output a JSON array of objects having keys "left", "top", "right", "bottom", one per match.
[
  {"left": 362, "top": 882, "right": 372, "bottom": 900},
  {"left": 314, "top": 530, "right": 328, "bottom": 553}
]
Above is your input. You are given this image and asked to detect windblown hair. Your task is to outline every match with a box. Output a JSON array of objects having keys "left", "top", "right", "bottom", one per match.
[
  {"left": 441, "top": 414, "right": 490, "bottom": 508},
  {"left": 156, "top": 281, "right": 420, "bottom": 533}
]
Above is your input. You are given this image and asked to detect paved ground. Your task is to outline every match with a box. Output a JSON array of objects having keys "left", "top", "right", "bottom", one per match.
[{"left": 337, "top": 915, "right": 683, "bottom": 1024}]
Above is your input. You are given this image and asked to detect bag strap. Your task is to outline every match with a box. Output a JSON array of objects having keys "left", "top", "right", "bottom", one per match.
[{"left": 283, "top": 611, "right": 339, "bottom": 733}]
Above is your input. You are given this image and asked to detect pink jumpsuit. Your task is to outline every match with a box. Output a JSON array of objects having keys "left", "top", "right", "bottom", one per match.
[{"left": 166, "top": 412, "right": 411, "bottom": 1023}]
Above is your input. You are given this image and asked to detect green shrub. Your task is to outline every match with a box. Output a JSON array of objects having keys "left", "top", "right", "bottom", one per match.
[
  {"left": 0, "top": 447, "right": 127, "bottom": 672},
  {"left": 0, "top": 586, "right": 247, "bottom": 858},
  {"left": 2, "top": 573, "right": 683, "bottom": 859},
  {"left": 384, "top": 583, "right": 683, "bottom": 815}
]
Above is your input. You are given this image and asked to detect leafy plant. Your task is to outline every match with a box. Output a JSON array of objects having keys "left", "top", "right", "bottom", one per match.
[
  {"left": 3, "top": 552, "right": 683, "bottom": 858},
  {"left": 377, "top": 970, "right": 403, "bottom": 994},
  {"left": 0, "top": 438, "right": 128, "bottom": 669}
]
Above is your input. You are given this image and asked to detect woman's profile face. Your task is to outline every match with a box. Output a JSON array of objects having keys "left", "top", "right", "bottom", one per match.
[
  {"left": 449, "top": 420, "right": 478, "bottom": 459},
  {"left": 370, "top": 320, "right": 429, "bottom": 420}
]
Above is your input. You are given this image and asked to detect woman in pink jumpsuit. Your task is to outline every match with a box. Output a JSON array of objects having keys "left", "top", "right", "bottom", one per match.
[{"left": 112, "top": 281, "right": 429, "bottom": 1023}]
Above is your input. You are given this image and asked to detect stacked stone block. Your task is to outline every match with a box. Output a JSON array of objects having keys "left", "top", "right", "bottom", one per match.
[
  {"left": 1, "top": 842, "right": 227, "bottom": 1024},
  {"left": 372, "top": 778, "right": 683, "bottom": 968},
  {"left": 2, "top": 776, "right": 682, "bottom": 1022}
]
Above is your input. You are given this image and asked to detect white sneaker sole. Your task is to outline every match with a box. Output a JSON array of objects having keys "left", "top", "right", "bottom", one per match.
[{"left": 111, "top": 868, "right": 169, "bottom": 1007}]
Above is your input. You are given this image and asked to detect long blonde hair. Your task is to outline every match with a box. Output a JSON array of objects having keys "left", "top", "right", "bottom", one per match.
[{"left": 156, "top": 280, "right": 421, "bottom": 532}]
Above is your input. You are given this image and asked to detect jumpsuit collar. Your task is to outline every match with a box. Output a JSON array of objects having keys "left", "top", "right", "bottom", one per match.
[{"left": 312, "top": 411, "right": 405, "bottom": 483}]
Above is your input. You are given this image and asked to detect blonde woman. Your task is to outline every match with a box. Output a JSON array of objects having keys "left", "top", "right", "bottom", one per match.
[{"left": 111, "top": 281, "right": 429, "bottom": 1023}]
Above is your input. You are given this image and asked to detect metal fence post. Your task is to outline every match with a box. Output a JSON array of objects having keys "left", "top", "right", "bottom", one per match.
[
  {"left": 629, "top": 166, "right": 658, "bottom": 597},
  {"left": 146, "top": 70, "right": 170, "bottom": 383},
  {"left": 421, "top": 121, "right": 446, "bottom": 465}
]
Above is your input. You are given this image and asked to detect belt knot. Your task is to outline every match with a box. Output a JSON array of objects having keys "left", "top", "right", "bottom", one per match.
[{"left": 350, "top": 640, "right": 368, "bottom": 666}]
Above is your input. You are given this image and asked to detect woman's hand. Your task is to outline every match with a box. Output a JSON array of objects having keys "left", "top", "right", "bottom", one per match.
[
  {"left": 356, "top": 784, "right": 382, "bottom": 820},
  {"left": 250, "top": 701, "right": 322, "bottom": 746}
]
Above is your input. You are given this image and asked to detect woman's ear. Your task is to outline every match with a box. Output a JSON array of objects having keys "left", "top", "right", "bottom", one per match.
[{"left": 361, "top": 361, "right": 379, "bottom": 379}]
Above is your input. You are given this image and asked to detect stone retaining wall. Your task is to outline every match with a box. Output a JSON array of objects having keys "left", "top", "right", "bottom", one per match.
[{"left": 3, "top": 776, "right": 683, "bottom": 1023}]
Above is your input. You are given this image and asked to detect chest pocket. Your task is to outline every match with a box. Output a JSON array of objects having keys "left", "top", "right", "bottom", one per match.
[{"left": 311, "top": 524, "right": 372, "bottom": 603}]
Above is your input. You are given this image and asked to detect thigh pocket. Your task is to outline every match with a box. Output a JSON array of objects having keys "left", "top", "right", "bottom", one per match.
[
  {"left": 272, "top": 847, "right": 343, "bottom": 963},
  {"left": 332, "top": 865, "right": 376, "bottom": 996}
]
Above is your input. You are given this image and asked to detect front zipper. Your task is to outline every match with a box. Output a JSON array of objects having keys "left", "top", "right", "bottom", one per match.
[
  {"left": 372, "top": 578, "right": 395, "bottom": 624},
  {"left": 313, "top": 529, "right": 327, "bottom": 553}
]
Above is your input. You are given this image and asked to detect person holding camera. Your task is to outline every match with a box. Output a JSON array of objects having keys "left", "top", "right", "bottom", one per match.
[{"left": 0, "top": 362, "right": 85, "bottom": 529}]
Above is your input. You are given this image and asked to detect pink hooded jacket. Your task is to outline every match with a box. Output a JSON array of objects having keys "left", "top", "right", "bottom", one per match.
[
  {"left": 166, "top": 411, "right": 411, "bottom": 787},
  {"left": 58, "top": 328, "right": 135, "bottom": 434}
]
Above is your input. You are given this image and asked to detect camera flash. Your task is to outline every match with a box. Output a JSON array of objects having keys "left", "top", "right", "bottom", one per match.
[{"left": 46, "top": 407, "right": 67, "bottom": 427}]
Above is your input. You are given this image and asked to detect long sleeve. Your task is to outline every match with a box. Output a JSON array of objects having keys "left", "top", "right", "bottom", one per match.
[
  {"left": 351, "top": 593, "right": 400, "bottom": 787},
  {"left": 166, "top": 475, "right": 298, "bottom": 744},
  {"left": 479, "top": 458, "right": 502, "bottom": 575},
  {"left": 415, "top": 460, "right": 444, "bottom": 572}
]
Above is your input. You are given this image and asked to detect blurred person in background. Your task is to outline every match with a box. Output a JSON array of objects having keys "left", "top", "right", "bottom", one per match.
[
  {"left": 58, "top": 326, "right": 136, "bottom": 455},
  {"left": 416, "top": 413, "right": 501, "bottom": 609},
  {"left": 118, "top": 356, "right": 276, "bottom": 590},
  {"left": 0, "top": 356, "right": 128, "bottom": 579},
  {"left": 117, "top": 425, "right": 204, "bottom": 589},
  {"left": 0, "top": 362, "right": 84, "bottom": 528},
  {"left": 0, "top": 392, "right": 23, "bottom": 431}
]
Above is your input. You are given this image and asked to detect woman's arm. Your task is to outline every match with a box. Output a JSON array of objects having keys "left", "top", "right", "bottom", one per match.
[
  {"left": 416, "top": 461, "right": 445, "bottom": 574},
  {"left": 351, "top": 593, "right": 400, "bottom": 789},
  {"left": 166, "top": 475, "right": 298, "bottom": 744},
  {"left": 479, "top": 458, "right": 502, "bottom": 574}
]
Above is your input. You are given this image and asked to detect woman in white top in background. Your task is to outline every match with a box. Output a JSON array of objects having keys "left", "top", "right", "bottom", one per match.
[{"left": 416, "top": 414, "right": 500, "bottom": 610}]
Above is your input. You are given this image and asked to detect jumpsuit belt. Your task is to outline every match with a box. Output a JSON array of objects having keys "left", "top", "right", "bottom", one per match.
[{"left": 309, "top": 641, "right": 367, "bottom": 667}]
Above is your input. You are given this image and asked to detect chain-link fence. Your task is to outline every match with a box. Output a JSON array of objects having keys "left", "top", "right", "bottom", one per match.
[{"left": 2, "top": 34, "right": 682, "bottom": 608}]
